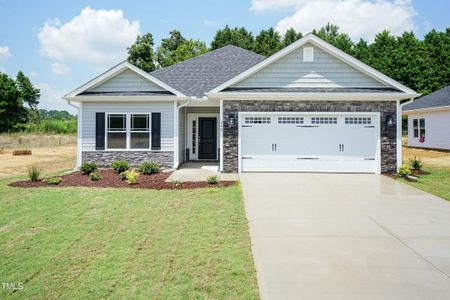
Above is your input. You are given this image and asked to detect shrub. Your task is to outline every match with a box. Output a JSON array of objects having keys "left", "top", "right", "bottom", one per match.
[
  {"left": 207, "top": 175, "right": 219, "bottom": 185},
  {"left": 398, "top": 164, "right": 412, "bottom": 178},
  {"left": 111, "top": 160, "right": 129, "bottom": 173},
  {"left": 27, "top": 164, "right": 41, "bottom": 181},
  {"left": 13, "top": 149, "right": 32, "bottom": 156},
  {"left": 89, "top": 171, "right": 101, "bottom": 181},
  {"left": 138, "top": 161, "right": 160, "bottom": 175},
  {"left": 119, "top": 171, "right": 127, "bottom": 181},
  {"left": 171, "top": 179, "right": 182, "bottom": 189},
  {"left": 80, "top": 162, "right": 97, "bottom": 175},
  {"left": 46, "top": 177, "right": 62, "bottom": 185},
  {"left": 409, "top": 156, "right": 423, "bottom": 171},
  {"left": 124, "top": 170, "right": 139, "bottom": 185}
]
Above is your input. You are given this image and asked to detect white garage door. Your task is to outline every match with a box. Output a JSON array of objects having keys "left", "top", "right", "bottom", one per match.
[{"left": 240, "top": 113, "right": 380, "bottom": 173}]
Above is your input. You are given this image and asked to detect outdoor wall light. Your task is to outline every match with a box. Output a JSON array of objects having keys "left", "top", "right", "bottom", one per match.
[
  {"left": 228, "top": 114, "right": 236, "bottom": 126},
  {"left": 387, "top": 115, "right": 395, "bottom": 126}
]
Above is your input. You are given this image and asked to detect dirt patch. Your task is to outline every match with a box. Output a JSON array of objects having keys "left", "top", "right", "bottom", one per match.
[
  {"left": 9, "top": 169, "right": 236, "bottom": 190},
  {"left": 403, "top": 147, "right": 450, "bottom": 168}
]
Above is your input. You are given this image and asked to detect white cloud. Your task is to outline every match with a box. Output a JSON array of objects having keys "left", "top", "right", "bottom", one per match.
[
  {"left": 38, "top": 7, "right": 140, "bottom": 67},
  {"left": 37, "top": 82, "right": 76, "bottom": 113},
  {"left": 204, "top": 19, "right": 217, "bottom": 27},
  {"left": 0, "top": 45, "right": 11, "bottom": 60},
  {"left": 51, "top": 62, "right": 70, "bottom": 75},
  {"left": 251, "top": 0, "right": 417, "bottom": 41}
]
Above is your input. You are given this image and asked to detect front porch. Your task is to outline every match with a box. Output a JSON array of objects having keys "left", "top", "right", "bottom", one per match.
[{"left": 167, "top": 161, "right": 238, "bottom": 182}]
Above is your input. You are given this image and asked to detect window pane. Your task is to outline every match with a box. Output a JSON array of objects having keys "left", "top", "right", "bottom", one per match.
[
  {"left": 108, "top": 114, "right": 126, "bottom": 131},
  {"left": 419, "top": 118, "right": 425, "bottom": 128},
  {"left": 413, "top": 129, "right": 419, "bottom": 138},
  {"left": 413, "top": 119, "right": 418, "bottom": 128},
  {"left": 107, "top": 133, "right": 126, "bottom": 149},
  {"left": 131, "top": 114, "right": 149, "bottom": 131},
  {"left": 130, "top": 133, "right": 149, "bottom": 149},
  {"left": 420, "top": 129, "right": 426, "bottom": 138}
]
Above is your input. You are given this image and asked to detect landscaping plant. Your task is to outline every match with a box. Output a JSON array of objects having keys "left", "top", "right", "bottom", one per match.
[
  {"left": 45, "top": 177, "right": 62, "bottom": 185},
  {"left": 139, "top": 161, "right": 160, "bottom": 175},
  {"left": 207, "top": 175, "right": 219, "bottom": 185},
  {"left": 119, "top": 171, "right": 127, "bottom": 181},
  {"left": 80, "top": 162, "right": 97, "bottom": 175},
  {"left": 27, "top": 164, "right": 41, "bottom": 181},
  {"left": 111, "top": 160, "right": 129, "bottom": 173},
  {"left": 171, "top": 179, "right": 182, "bottom": 189},
  {"left": 398, "top": 164, "right": 412, "bottom": 178},
  {"left": 124, "top": 169, "right": 139, "bottom": 184},
  {"left": 409, "top": 156, "right": 423, "bottom": 171},
  {"left": 89, "top": 171, "right": 101, "bottom": 181}
]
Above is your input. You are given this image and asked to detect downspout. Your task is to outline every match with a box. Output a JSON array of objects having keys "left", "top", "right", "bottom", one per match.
[
  {"left": 397, "top": 97, "right": 415, "bottom": 171},
  {"left": 174, "top": 98, "right": 191, "bottom": 168},
  {"left": 66, "top": 99, "right": 82, "bottom": 169}
]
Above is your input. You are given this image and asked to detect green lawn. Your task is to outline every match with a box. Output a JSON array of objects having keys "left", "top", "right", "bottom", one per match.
[
  {"left": 0, "top": 178, "right": 259, "bottom": 299},
  {"left": 400, "top": 167, "right": 450, "bottom": 201}
]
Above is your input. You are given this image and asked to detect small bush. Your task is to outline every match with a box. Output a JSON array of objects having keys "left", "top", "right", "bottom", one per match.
[
  {"left": 139, "top": 161, "right": 160, "bottom": 175},
  {"left": 409, "top": 156, "right": 423, "bottom": 171},
  {"left": 13, "top": 149, "right": 32, "bottom": 156},
  {"left": 80, "top": 162, "right": 97, "bottom": 175},
  {"left": 171, "top": 179, "right": 182, "bottom": 189},
  {"left": 111, "top": 160, "right": 129, "bottom": 173},
  {"left": 27, "top": 164, "right": 41, "bottom": 181},
  {"left": 89, "top": 171, "right": 101, "bottom": 181},
  {"left": 119, "top": 171, "right": 127, "bottom": 181},
  {"left": 46, "top": 177, "right": 62, "bottom": 185},
  {"left": 124, "top": 170, "right": 139, "bottom": 185},
  {"left": 207, "top": 175, "right": 219, "bottom": 185},
  {"left": 398, "top": 164, "right": 412, "bottom": 178}
]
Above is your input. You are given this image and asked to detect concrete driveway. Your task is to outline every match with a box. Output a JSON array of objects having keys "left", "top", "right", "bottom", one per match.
[{"left": 240, "top": 173, "right": 450, "bottom": 300}]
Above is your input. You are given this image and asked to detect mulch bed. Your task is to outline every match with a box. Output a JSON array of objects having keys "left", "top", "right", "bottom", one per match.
[{"left": 9, "top": 169, "right": 236, "bottom": 190}]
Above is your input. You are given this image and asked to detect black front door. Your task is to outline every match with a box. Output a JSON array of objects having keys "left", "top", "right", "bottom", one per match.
[{"left": 198, "top": 117, "right": 217, "bottom": 160}]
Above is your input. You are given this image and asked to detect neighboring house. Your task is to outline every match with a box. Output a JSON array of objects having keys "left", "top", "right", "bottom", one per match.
[
  {"left": 403, "top": 85, "right": 450, "bottom": 150},
  {"left": 64, "top": 34, "right": 419, "bottom": 174}
]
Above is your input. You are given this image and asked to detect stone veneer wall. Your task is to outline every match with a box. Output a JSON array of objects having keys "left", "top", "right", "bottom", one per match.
[
  {"left": 82, "top": 151, "right": 174, "bottom": 168},
  {"left": 222, "top": 100, "right": 397, "bottom": 173}
]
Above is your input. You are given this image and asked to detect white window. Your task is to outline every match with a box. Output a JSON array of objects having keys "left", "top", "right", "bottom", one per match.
[
  {"left": 412, "top": 118, "right": 426, "bottom": 138},
  {"left": 245, "top": 116, "right": 271, "bottom": 124},
  {"left": 130, "top": 114, "right": 150, "bottom": 149},
  {"left": 303, "top": 47, "right": 314, "bottom": 62},
  {"left": 278, "top": 116, "right": 304, "bottom": 124},
  {"left": 311, "top": 117, "right": 337, "bottom": 124},
  {"left": 107, "top": 113, "right": 151, "bottom": 150},
  {"left": 107, "top": 114, "right": 127, "bottom": 149},
  {"left": 345, "top": 117, "right": 372, "bottom": 125}
]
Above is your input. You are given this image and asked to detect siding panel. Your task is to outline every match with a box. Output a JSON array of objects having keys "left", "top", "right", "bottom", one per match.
[
  {"left": 90, "top": 69, "right": 166, "bottom": 92},
  {"left": 81, "top": 102, "right": 174, "bottom": 151},
  {"left": 407, "top": 110, "right": 450, "bottom": 150},
  {"left": 234, "top": 43, "right": 386, "bottom": 88}
]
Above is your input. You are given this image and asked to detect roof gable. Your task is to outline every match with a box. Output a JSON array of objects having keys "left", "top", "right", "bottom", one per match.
[
  {"left": 209, "top": 34, "right": 418, "bottom": 96},
  {"left": 65, "top": 61, "right": 185, "bottom": 98}
]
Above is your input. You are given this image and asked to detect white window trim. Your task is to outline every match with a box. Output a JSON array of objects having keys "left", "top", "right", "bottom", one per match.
[{"left": 105, "top": 112, "right": 156, "bottom": 151}]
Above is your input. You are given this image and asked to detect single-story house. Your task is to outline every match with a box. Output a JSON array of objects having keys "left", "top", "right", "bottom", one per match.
[
  {"left": 64, "top": 33, "right": 419, "bottom": 174},
  {"left": 403, "top": 85, "right": 450, "bottom": 150}
]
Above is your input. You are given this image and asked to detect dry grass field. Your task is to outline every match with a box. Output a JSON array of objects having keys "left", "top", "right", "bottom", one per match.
[
  {"left": 403, "top": 147, "right": 450, "bottom": 168},
  {"left": 0, "top": 134, "right": 76, "bottom": 178}
]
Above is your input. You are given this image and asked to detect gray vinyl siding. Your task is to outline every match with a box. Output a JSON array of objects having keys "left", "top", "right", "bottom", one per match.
[
  {"left": 81, "top": 102, "right": 174, "bottom": 151},
  {"left": 178, "top": 107, "right": 186, "bottom": 164},
  {"left": 233, "top": 43, "right": 387, "bottom": 88},
  {"left": 186, "top": 107, "right": 220, "bottom": 114},
  {"left": 89, "top": 69, "right": 166, "bottom": 92}
]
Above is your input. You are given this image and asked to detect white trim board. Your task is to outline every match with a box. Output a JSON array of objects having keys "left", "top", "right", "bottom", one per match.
[
  {"left": 186, "top": 113, "right": 220, "bottom": 161},
  {"left": 209, "top": 33, "right": 419, "bottom": 97},
  {"left": 403, "top": 105, "right": 450, "bottom": 114}
]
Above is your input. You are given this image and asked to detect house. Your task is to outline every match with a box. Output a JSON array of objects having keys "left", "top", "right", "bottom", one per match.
[
  {"left": 403, "top": 85, "right": 450, "bottom": 150},
  {"left": 64, "top": 34, "right": 419, "bottom": 174}
]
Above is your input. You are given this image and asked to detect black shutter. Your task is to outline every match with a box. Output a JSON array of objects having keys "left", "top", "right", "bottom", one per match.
[
  {"left": 95, "top": 112, "right": 105, "bottom": 150},
  {"left": 151, "top": 112, "right": 161, "bottom": 150}
]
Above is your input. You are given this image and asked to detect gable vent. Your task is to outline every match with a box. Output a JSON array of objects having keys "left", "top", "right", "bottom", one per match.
[{"left": 303, "top": 47, "right": 314, "bottom": 62}]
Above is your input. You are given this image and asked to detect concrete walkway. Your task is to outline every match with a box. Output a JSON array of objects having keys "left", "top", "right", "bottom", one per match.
[
  {"left": 241, "top": 173, "right": 450, "bottom": 300},
  {"left": 166, "top": 162, "right": 238, "bottom": 182}
]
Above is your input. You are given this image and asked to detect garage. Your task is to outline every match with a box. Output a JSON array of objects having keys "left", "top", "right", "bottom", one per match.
[{"left": 239, "top": 112, "right": 380, "bottom": 173}]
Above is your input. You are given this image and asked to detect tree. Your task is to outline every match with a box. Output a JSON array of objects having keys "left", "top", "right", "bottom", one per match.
[
  {"left": 156, "top": 30, "right": 187, "bottom": 67},
  {"left": 0, "top": 72, "right": 27, "bottom": 132},
  {"left": 423, "top": 28, "right": 450, "bottom": 92},
  {"left": 210, "top": 25, "right": 255, "bottom": 50},
  {"left": 254, "top": 28, "right": 282, "bottom": 56},
  {"left": 16, "top": 71, "right": 40, "bottom": 110},
  {"left": 313, "top": 23, "right": 354, "bottom": 53},
  {"left": 169, "top": 39, "right": 208, "bottom": 65},
  {"left": 127, "top": 33, "right": 156, "bottom": 72},
  {"left": 282, "top": 28, "right": 303, "bottom": 47}
]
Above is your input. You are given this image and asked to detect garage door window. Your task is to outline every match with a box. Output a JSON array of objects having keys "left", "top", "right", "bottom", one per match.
[
  {"left": 345, "top": 117, "right": 371, "bottom": 124},
  {"left": 244, "top": 117, "right": 271, "bottom": 124},
  {"left": 278, "top": 116, "right": 304, "bottom": 124},
  {"left": 311, "top": 117, "right": 337, "bottom": 124}
]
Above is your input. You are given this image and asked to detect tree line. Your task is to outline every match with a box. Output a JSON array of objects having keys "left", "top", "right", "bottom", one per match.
[{"left": 128, "top": 23, "right": 450, "bottom": 95}]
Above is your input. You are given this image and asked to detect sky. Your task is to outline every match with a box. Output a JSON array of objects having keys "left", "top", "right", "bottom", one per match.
[{"left": 0, "top": 0, "right": 448, "bottom": 114}]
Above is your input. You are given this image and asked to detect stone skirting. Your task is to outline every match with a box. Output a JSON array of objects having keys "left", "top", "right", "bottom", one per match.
[
  {"left": 81, "top": 151, "right": 174, "bottom": 168},
  {"left": 222, "top": 100, "right": 397, "bottom": 173}
]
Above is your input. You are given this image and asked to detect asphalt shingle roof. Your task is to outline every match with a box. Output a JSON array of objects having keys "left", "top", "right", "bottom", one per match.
[
  {"left": 403, "top": 85, "right": 450, "bottom": 111},
  {"left": 150, "top": 45, "right": 265, "bottom": 98}
]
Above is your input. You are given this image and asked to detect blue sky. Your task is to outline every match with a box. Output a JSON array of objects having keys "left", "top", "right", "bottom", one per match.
[{"left": 0, "top": 0, "right": 448, "bottom": 113}]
